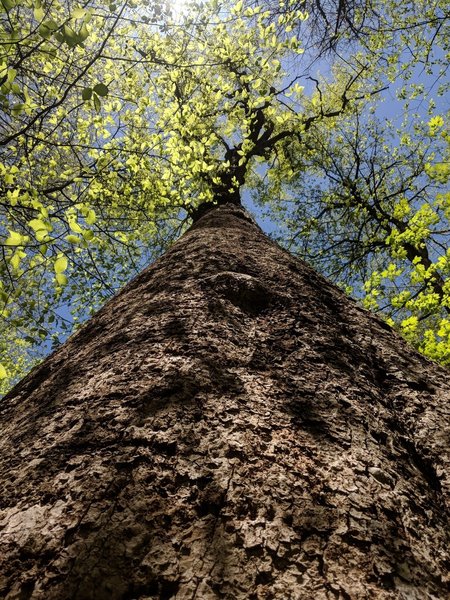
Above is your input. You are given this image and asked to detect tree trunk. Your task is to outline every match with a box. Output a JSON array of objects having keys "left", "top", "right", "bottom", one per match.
[{"left": 1, "top": 204, "right": 449, "bottom": 600}]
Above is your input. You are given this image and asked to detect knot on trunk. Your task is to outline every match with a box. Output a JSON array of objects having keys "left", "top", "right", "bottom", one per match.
[{"left": 203, "top": 271, "right": 278, "bottom": 315}]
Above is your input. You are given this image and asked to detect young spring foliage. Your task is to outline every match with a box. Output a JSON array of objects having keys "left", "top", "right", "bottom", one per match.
[
  {"left": 1, "top": 0, "right": 448, "bottom": 392},
  {"left": 254, "top": 0, "right": 450, "bottom": 364},
  {"left": 363, "top": 116, "right": 450, "bottom": 364},
  {"left": 1, "top": 0, "right": 370, "bottom": 391}
]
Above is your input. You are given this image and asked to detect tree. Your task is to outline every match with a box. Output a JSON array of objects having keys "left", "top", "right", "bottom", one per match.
[
  {"left": 259, "top": 109, "right": 450, "bottom": 363},
  {"left": 255, "top": 0, "right": 450, "bottom": 363},
  {"left": 0, "top": 0, "right": 175, "bottom": 390},
  {"left": 1, "top": 0, "right": 375, "bottom": 391},
  {"left": 0, "top": 0, "right": 448, "bottom": 383},
  {"left": 1, "top": 202, "right": 449, "bottom": 598}
]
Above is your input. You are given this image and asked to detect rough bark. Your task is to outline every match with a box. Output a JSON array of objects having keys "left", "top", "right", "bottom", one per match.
[{"left": 0, "top": 203, "right": 449, "bottom": 600}]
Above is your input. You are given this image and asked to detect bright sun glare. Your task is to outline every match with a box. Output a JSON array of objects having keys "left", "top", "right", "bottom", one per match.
[{"left": 170, "top": 0, "right": 193, "bottom": 19}]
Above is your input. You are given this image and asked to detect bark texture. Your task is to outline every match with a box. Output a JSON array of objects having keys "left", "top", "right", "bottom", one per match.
[{"left": 0, "top": 204, "right": 449, "bottom": 600}]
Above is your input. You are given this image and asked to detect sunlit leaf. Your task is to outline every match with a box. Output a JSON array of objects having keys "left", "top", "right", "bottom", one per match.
[{"left": 54, "top": 255, "right": 68, "bottom": 274}]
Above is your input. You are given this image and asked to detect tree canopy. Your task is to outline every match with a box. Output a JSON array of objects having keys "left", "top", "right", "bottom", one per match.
[{"left": 0, "top": 0, "right": 449, "bottom": 393}]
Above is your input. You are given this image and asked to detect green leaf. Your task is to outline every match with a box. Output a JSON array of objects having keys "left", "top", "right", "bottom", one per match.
[
  {"left": 10, "top": 252, "right": 21, "bottom": 269},
  {"left": 56, "top": 273, "right": 68, "bottom": 285},
  {"left": 39, "top": 18, "right": 58, "bottom": 36},
  {"left": 83, "top": 230, "right": 94, "bottom": 241},
  {"left": 85, "top": 209, "right": 96, "bottom": 224},
  {"left": 93, "top": 83, "right": 108, "bottom": 97},
  {"left": 62, "top": 25, "right": 79, "bottom": 48},
  {"left": 82, "top": 87, "right": 92, "bottom": 101},
  {"left": 29, "top": 218, "right": 47, "bottom": 232},
  {"left": 0, "top": 364, "right": 7, "bottom": 379},
  {"left": 0, "top": 0, "right": 15, "bottom": 12},
  {"left": 7, "top": 68, "right": 16, "bottom": 83},
  {"left": 36, "top": 230, "right": 50, "bottom": 242},
  {"left": 69, "top": 219, "right": 83, "bottom": 233},
  {"left": 93, "top": 93, "right": 101, "bottom": 113},
  {"left": 66, "top": 234, "right": 82, "bottom": 244},
  {"left": 38, "top": 23, "right": 52, "bottom": 39},
  {"left": 72, "top": 7, "right": 86, "bottom": 18},
  {"left": 54, "top": 255, "right": 68, "bottom": 274},
  {"left": 33, "top": 6, "right": 44, "bottom": 20},
  {"left": 5, "top": 230, "right": 25, "bottom": 246},
  {"left": 11, "top": 103, "right": 25, "bottom": 116},
  {"left": 78, "top": 23, "right": 89, "bottom": 42}
]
